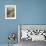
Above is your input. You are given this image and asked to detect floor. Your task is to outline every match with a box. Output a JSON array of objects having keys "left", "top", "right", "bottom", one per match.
[
  {"left": 0, "top": 44, "right": 18, "bottom": 46},
  {"left": 0, "top": 40, "right": 46, "bottom": 46},
  {"left": 19, "top": 39, "right": 46, "bottom": 46}
]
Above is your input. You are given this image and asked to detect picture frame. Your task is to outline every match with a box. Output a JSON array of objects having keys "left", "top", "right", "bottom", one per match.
[
  {"left": 5, "top": 5, "right": 16, "bottom": 19},
  {"left": 18, "top": 24, "right": 46, "bottom": 42}
]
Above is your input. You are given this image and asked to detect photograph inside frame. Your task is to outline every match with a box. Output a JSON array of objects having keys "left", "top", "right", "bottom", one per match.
[{"left": 7, "top": 7, "right": 15, "bottom": 17}]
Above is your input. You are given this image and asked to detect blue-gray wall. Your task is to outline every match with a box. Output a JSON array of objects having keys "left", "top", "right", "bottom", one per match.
[{"left": 0, "top": 0, "right": 46, "bottom": 44}]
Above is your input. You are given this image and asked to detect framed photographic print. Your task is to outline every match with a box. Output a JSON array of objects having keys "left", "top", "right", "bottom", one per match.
[
  {"left": 18, "top": 24, "right": 46, "bottom": 42},
  {"left": 5, "top": 5, "right": 16, "bottom": 19}
]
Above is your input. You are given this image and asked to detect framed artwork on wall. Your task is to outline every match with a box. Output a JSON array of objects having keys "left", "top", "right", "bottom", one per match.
[
  {"left": 18, "top": 24, "right": 46, "bottom": 42},
  {"left": 5, "top": 5, "right": 16, "bottom": 19}
]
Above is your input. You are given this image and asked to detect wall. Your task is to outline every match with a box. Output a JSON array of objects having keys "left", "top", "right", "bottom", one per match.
[{"left": 0, "top": 0, "right": 46, "bottom": 44}]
